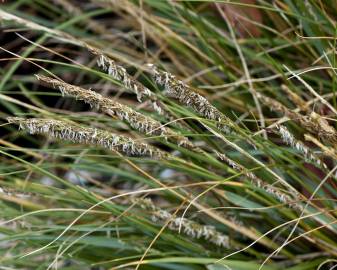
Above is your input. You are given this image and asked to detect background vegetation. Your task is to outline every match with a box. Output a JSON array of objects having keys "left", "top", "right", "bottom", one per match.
[{"left": 0, "top": 0, "right": 337, "bottom": 269}]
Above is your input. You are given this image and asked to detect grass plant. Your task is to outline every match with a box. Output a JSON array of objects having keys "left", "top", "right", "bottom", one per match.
[{"left": 0, "top": 1, "right": 337, "bottom": 269}]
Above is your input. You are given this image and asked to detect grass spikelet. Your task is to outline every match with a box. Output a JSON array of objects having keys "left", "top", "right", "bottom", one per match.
[
  {"left": 258, "top": 93, "right": 337, "bottom": 145},
  {"left": 137, "top": 198, "right": 230, "bottom": 248},
  {"left": 147, "top": 64, "right": 234, "bottom": 133},
  {"left": 7, "top": 117, "right": 168, "bottom": 159},
  {"left": 216, "top": 152, "right": 303, "bottom": 211},
  {"left": 87, "top": 47, "right": 170, "bottom": 118},
  {"left": 97, "top": 53, "right": 152, "bottom": 102},
  {"left": 35, "top": 75, "right": 194, "bottom": 149},
  {"left": 276, "top": 125, "right": 327, "bottom": 169}
]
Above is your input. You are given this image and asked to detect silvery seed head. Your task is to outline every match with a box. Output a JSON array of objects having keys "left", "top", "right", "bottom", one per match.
[{"left": 7, "top": 117, "right": 168, "bottom": 159}]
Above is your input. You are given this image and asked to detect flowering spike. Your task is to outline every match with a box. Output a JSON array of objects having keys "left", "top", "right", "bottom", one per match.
[
  {"left": 36, "top": 75, "right": 194, "bottom": 150},
  {"left": 276, "top": 125, "right": 327, "bottom": 169},
  {"left": 147, "top": 64, "right": 233, "bottom": 133},
  {"left": 137, "top": 198, "right": 230, "bottom": 248},
  {"left": 8, "top": 117, "right": 168, "bottom": 159},
  {"left": 216, "top": 151, "right": 303, "bottom": 211}
]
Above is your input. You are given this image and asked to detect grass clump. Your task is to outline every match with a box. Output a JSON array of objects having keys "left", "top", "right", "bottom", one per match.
[{"left": 0, "top": 1, "right": 337, "bottom": 270}]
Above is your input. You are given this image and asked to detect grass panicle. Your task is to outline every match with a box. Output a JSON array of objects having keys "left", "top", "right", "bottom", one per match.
[
  {"left": 137, "top": 198, "right": 230, "bottom": 248},
  {"left": 148, "top": 63, "right": 234, "bottom": 133},
  {"left": 216, "top": 152, "right": 303, "bottom": 211},
  {"left": 276, "top": 124, "right": 327, "bottom": 169},
  {"left": 35, "top": 74, "right": 194, "bottom": 149},
  {"left": 7, "top": 117, "right": 168, "bottom": 159}
]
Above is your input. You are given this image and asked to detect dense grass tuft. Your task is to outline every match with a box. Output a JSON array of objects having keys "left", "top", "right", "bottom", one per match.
[{"left": 1, "top": 1, "right": 337, "bottom": 269}]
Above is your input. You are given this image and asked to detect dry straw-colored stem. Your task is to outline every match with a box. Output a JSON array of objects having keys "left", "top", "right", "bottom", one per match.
[
  {"left": 36, "top": 75, "right": 194, "bottom": 149},
  {"left": 7, "top": 117, "right": 168, "bottom": 159}
]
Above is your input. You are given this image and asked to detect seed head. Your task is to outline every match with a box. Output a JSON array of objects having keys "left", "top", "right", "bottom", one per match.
[
  {"left": 276, "top": 125, "right": 327, "bottom": 169},
  {"left": 136, "top": 198, "right": 230, "bottom": 248},
  {"left": 8, "top": 117, "right": 168, "bottom": 159},
  {"left": 147, "top": 64, "right": 233, "bottom": 133},
  {"left": 216, "top": 152, "right": 303, "bottom": 211},
  {"left": 36, "top": 75, "right": 193, "bottom": 149}
]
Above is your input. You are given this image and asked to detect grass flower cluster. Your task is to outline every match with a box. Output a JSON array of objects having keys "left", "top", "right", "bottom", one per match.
[
  {"left": 137, "top": 198, "right": 230, "bottom": 248},
  {"left": 149, "top": 64, "right": 234, "bottom": 133},
  {"left": 36, "top": 75, "right": 193, "bottom": 148},
  {"left": 7, "top": 117, "right": 167, "bottom": 159}
]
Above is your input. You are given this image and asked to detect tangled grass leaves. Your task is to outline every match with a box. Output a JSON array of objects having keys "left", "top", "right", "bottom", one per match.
[{"left": 2, "top": 1, "right": 337, "bottom": 269}]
